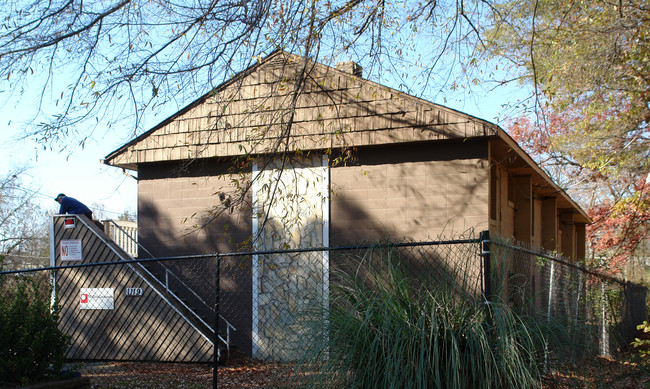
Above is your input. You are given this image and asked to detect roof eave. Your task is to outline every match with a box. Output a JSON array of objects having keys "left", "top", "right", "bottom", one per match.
[
  {"left": 103, "top": 49, "right": 289, "bottom": 168},
  {"left": 491, "top": 126, "right": 591, "bottom": 224}
]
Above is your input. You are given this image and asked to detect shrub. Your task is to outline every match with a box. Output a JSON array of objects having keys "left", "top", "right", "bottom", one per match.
[{"left": 0, "top": 273, "right": 70, "bottom": 386}]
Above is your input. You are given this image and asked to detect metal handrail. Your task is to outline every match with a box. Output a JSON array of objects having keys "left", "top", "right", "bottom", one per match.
[{"left": 103, "top": 220, "right": 236, "bottom": 352}]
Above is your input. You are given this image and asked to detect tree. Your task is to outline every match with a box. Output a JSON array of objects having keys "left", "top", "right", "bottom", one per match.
[
  {"left": 0, "top": 0, "right": 496, "bottom": 245},
  {"left": 0, "top": 0, "right": 495, "bottom": 149},
  {"left": 117, "top": 209, "right": 136, "bottom": 222},
  {"left": 1, "top": 0, "right": 647, "bottom": 269},
  {"left": 0, "top": 168, "right": 49, "bottom": 270},
  {"left": 488, "top": 0, "right": 650, "bottom": 271}
]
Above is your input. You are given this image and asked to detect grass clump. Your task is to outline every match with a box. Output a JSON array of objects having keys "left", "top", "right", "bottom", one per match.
[{"left": 297, "top": 246, "right": 542, "bottom": 389}]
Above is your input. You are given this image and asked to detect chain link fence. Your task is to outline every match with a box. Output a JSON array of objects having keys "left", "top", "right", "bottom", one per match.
[
  {"left": 221, "top": 238, "right": 484, "bottom": 363},
  {"left": 1, "top": 224, "right": 647, "bottom": 388},
  {"left": 488, "top": 236, "right": 647, "bottom": 368}
]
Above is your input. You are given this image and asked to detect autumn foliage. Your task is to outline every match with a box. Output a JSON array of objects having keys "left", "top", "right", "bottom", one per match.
[
  {"left": 491, "top": 0, "right": 650, "bottom": 274},
  {"left": 587, "top": 178, "right": 650, "bottom": 272},
  {"left": 509, "top": 113, "right": 649, "bottom": 274}
]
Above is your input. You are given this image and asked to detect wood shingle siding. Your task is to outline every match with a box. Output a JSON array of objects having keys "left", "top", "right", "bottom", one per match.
[{"left": 105, "top": 51, "right": 498, "bottom": 169}]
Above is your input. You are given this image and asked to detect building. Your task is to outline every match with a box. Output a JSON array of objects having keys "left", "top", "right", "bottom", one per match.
[{"left": 103, "top": 50, "right": 590, "bottom": 359}]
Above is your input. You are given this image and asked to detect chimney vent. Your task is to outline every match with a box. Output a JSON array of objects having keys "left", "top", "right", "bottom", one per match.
[{"left": 336, "top": 61, "right": 363, "bottom": 78}]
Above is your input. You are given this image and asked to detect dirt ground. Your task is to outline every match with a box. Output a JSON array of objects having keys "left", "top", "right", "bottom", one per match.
[{"left": 80, "top": 354, "right": 648, "bottom": 389}]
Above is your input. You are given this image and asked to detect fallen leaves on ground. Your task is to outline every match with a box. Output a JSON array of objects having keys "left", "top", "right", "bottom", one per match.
[
  {"left": 80, "top": 353, "right": 648, "bottom": 388},
  {"left": 542, "top": 355, "right": 649, "bottom": 389},
  {"left": 82, "top": 361, "right": 212, "bottom": 388},
  {"left": 216, "top": 357, "right": 295, "bottom": 388},
  {"left": 81, "top": 357, "right": 295, "bottom": 388}
]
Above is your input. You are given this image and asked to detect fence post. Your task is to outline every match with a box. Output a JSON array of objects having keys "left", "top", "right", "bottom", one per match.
[
  {"left": 600, "top": 281, "right": 610, "bottom": 357},
  {"left": 623, "top": 281, "right": 648, "bottom": 343},
  {"left": 49, "top": 216, "right": 57, "bottom": 312},
  {"left": 213, "top": 254, "right": 221, "bottom": 389},
  {"left": 479, "top": 230, "right": 491, "bottom": 304}
]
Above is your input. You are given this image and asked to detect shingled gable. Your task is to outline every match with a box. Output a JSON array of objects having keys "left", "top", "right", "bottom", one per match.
[
  {"left": 103, "top": 50, "right": 496, "bottom": 166},
  {"left": 103, "top": 50, "right": 590, "bottom": 223}
]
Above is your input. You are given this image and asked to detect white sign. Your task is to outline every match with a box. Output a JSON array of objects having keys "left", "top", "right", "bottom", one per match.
[
  {"left": 80, "top": 288, "right": 114, "bottom": 310},
  {"left": 61, "top": 240, "right": 83, "bottom": 261}
]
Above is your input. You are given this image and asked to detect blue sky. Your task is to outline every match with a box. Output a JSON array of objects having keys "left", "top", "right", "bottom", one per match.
[
  {"left": 0, "top": 0, "right": 535, "bottom": 221},
  {"left": 0, "top": 120, "right": 138, "bottom": 218}
]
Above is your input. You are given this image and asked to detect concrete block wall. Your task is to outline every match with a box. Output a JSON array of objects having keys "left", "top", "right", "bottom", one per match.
[
  {"left": 138, "top": 162, "right": 252, "bottom": 257},
  {"left": 137, "top": 160, "right": 254, "bottom": 354},
  {"left": 330, "top": 138, "right": 490, "bottom": 244}
]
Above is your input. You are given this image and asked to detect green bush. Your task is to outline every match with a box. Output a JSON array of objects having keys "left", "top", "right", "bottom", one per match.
[
  {"left": 0, "top": 273, "right": 70, "bottom": 386},
  {"left": 297, "top": 247, "right": 542, "bottom": 389}
]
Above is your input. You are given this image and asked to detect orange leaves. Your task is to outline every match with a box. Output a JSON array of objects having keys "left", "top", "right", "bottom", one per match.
[{"left": 586, "top": 175, "right": 650, "bottom": 273}]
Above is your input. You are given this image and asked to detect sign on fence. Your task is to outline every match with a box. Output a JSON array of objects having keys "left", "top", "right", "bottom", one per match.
[
  {"left": 80, "top": 288, "right": 114, "bottom": 310},
  {"left": 61, "top": 240, "right": 83, "bottom": 261}
]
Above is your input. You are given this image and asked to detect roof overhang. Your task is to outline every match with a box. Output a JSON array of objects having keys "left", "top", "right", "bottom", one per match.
[{"left": 489, "top": 127, "right": 591, "bottom": 224}]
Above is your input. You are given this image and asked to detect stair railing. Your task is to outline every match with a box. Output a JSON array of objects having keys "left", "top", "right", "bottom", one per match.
[{"left": 103, "top": 220, "right": 236, "bottom": 355}]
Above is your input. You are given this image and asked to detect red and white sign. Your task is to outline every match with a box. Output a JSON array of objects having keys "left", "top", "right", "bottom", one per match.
[
  {"left": 64, "top": 217, "right": 76, "bottom": 229},
  {"left": 60, "top": 240, "right": 83, "bottom": 261},
  {"left": 80, "top": 288, "right": 114, "bottom": 310}
]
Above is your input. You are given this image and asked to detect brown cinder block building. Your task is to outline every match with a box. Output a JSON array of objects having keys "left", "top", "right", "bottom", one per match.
[{"left": 103, "top": 50, "right": 590, "bottom": 359}]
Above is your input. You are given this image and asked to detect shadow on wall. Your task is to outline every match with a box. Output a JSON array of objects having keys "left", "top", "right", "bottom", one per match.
[
  {"left": 329, "top": 192, "right": 484, "bottom": 302},
  {"left": 329, "top": 139, "right": 490, "bottom": 245},
  {"left": 136, "top": 197, "right": 253, "bottom": 355}
]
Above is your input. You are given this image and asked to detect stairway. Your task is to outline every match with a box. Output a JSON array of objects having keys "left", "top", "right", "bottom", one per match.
[{"left": 51, "top": 214, "right": 234, "bottom": 362}]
